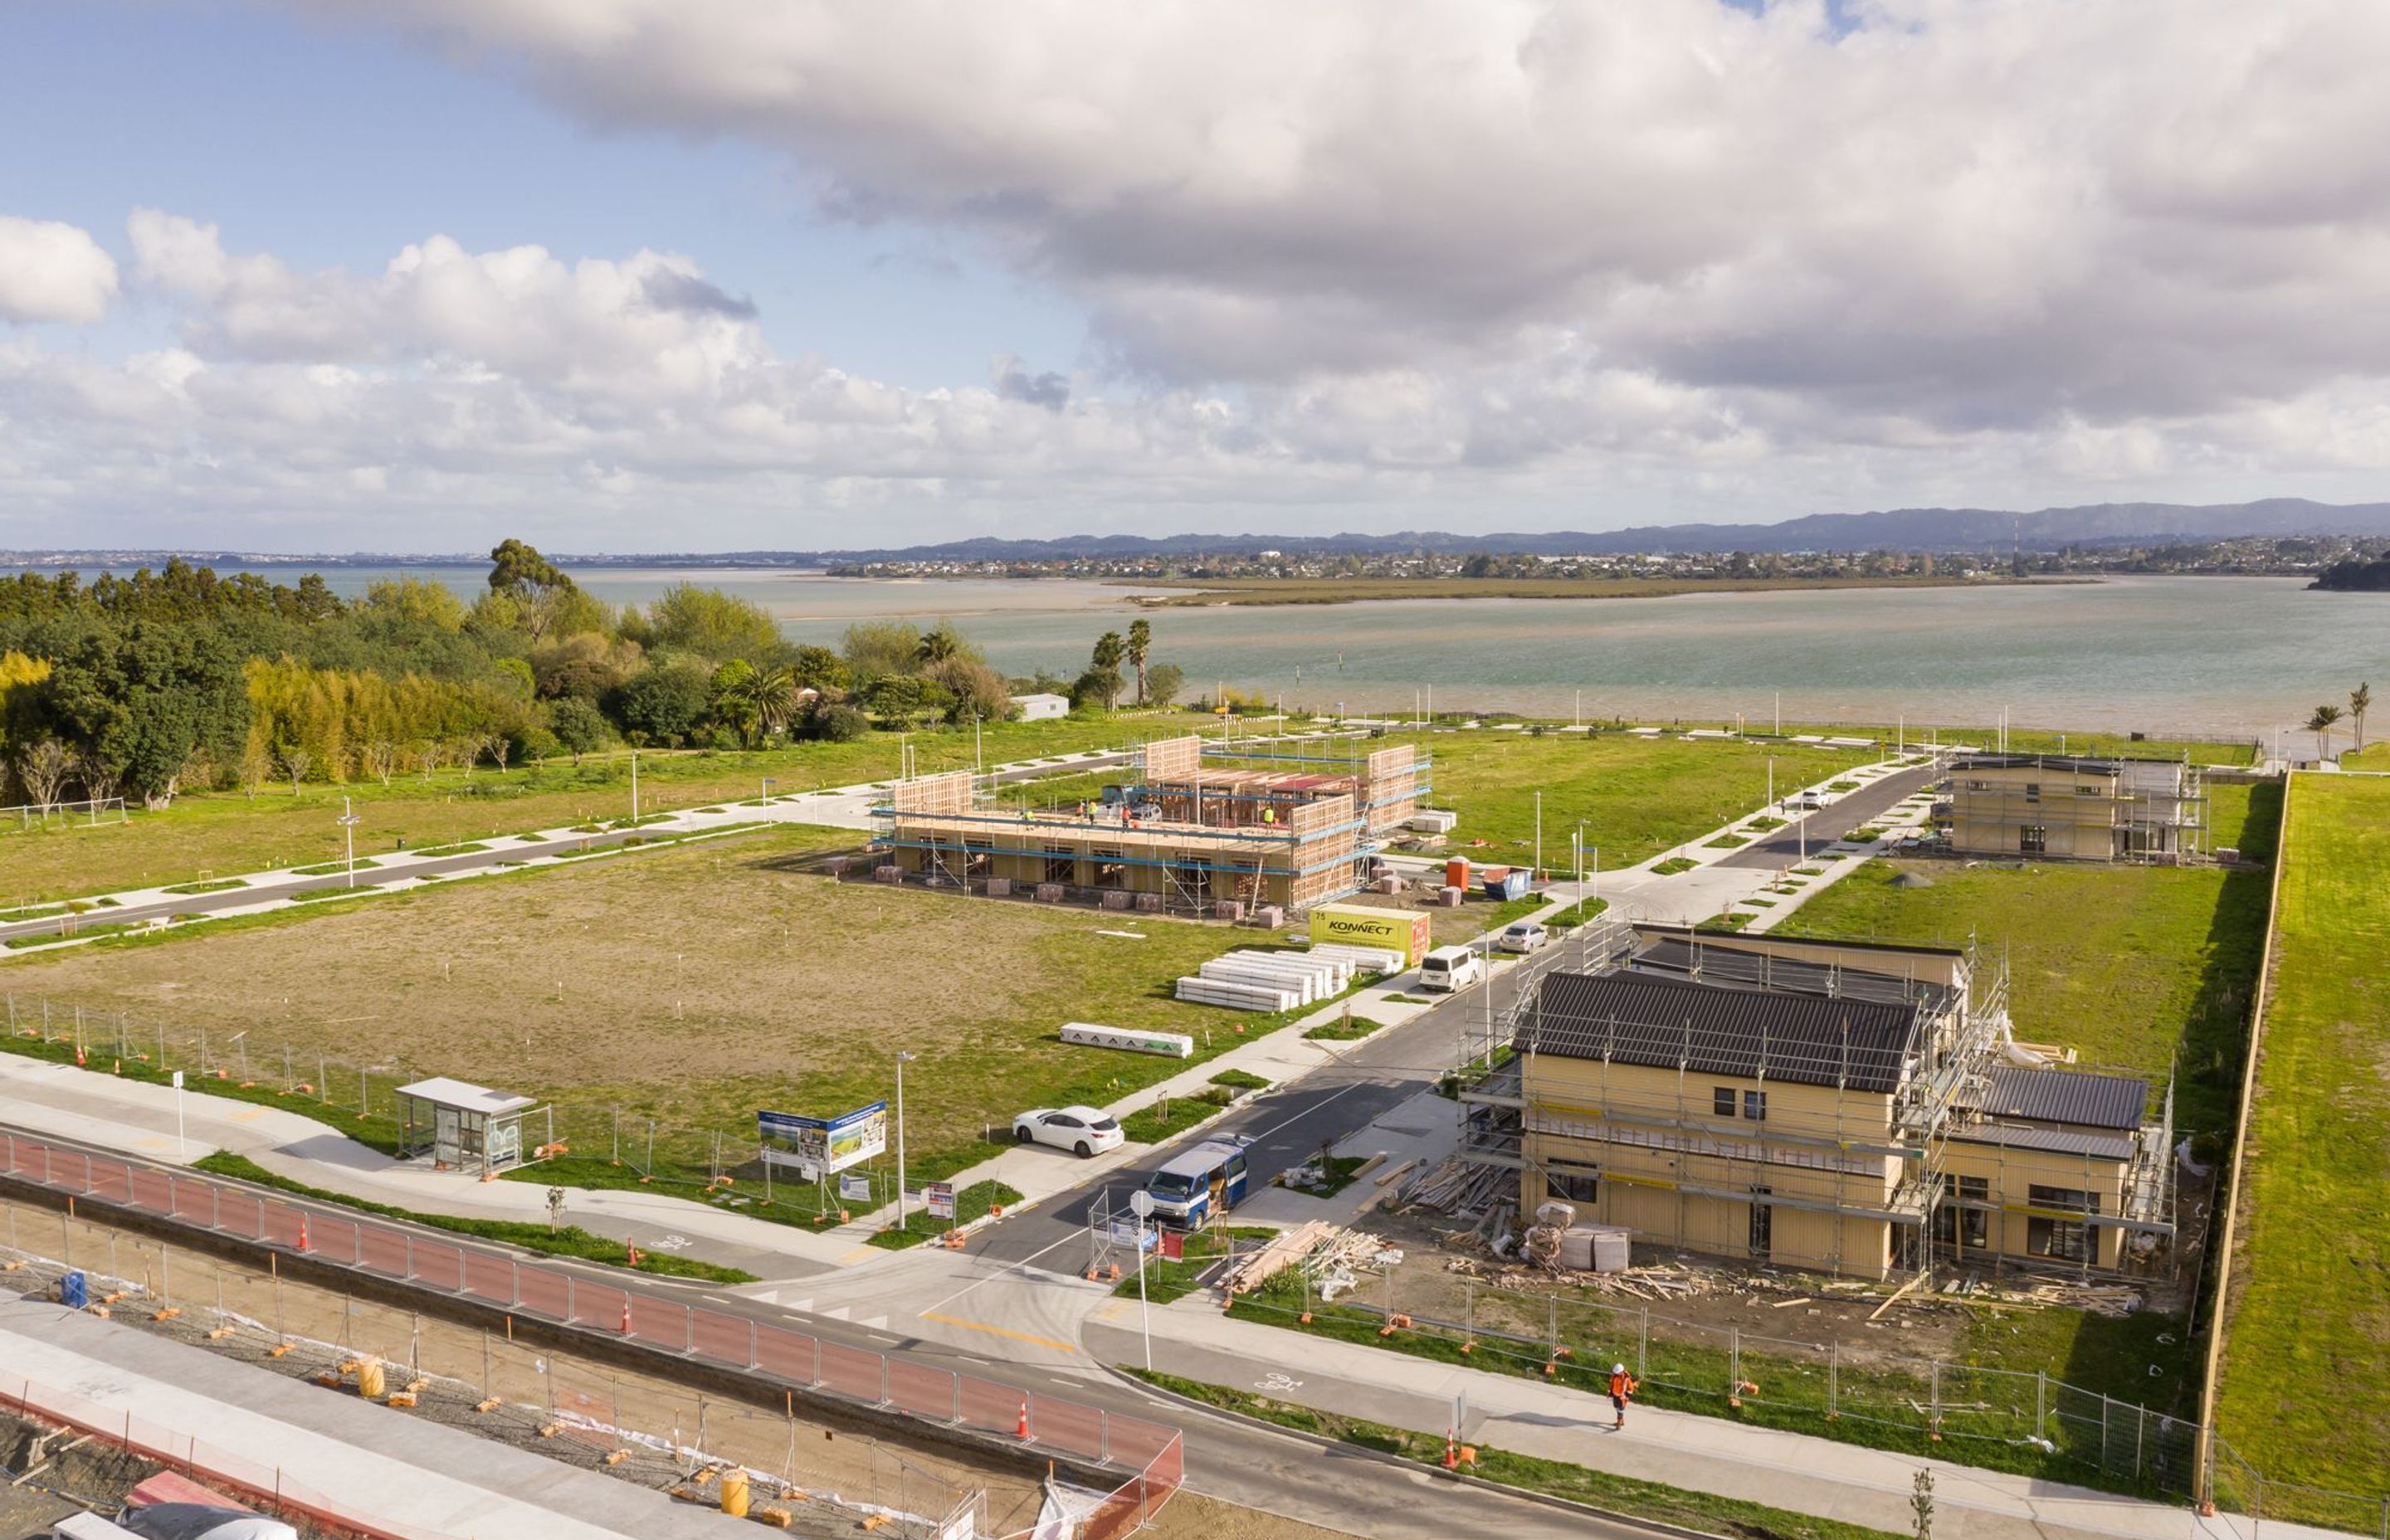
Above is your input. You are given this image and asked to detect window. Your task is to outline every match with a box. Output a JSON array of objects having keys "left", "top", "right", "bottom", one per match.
[
  {"left": 1048, "top": 1114, "right": 1082, "bottom": 1129},
  {"left": 964, "top": 841, "right": 992, "bottom": 877},
  {"left": 1934, "top": 1175, "right": 1989, "bottom": 1249},
  {"left": 1749, "top": 1187, "right": 1773, "bottom": 1258},
  {"left": 1092, "top": 849, "right": 1126, "bottom": 889},
  {"left": 2024, "top": 782, "right": 2041, "bottom": 804},
  {"left": 1547, "top": 1170, "right": 1600, "bottom": 1204},
  {"left": 1966, "top": 779, "right": 1989, "bottom": 792},
  {"left": 1744, "top": 1089, "right": 1768, "bottom": 1122},
  {"left": 1043, "top": 846, "right": 1077, "bottom": 885},
  {"left": 2027, "top": 1184, "right": 2100, "bottom": 1262},
  {"left": 1713, "top": 1087, "right": 1738, "bottom": 1118},
  {"left": 2020, "top": 824, "right": 2047, "bottom": 855}
]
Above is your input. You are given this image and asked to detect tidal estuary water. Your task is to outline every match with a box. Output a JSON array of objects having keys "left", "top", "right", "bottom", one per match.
[{"left": 34, "top": 566, "right": 2388, "bottom": 742}]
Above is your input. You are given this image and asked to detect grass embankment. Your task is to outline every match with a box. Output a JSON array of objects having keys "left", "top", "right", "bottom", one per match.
[
  {"left": 1133, "top": 1370, "right": 1910, "bottom": 1540},
  {"left": 1139, "top": 575, "right": 1968, "bottom": 607},
  {"left": 1905, "top": 726, "right": 2258, "bottom": 767},
  {"left": 0, "top": 712, "right": 1179, "bottom": 904},
  {"left": 2213, "top": 776, "right": 2390, "bottom": 1510},
  {"left": 191, "top": 1152, "right": 757, "bottom": 1284},
  {"left": 1393, "top": 730, "right": 1873, "bottom": 869},
  {"left": 1, "top": 826, "right": 1317, "bottom": 1193}
]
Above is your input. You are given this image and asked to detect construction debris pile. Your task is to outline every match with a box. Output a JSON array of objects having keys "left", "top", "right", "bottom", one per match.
[
  {"left": 1222, "top": 1222, "right": 1399, "bottom": 1302},
  {"left": 1395, "top": 1155, "right": 1511, "bottom": 1217},
  {"left": 1938, "top": 1276, "right": 2143, "bottom": 1318}
]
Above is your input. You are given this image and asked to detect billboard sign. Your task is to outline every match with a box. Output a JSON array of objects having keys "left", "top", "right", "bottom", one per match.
[
  {"left": 758, "top": 1101, "right": 888, "bottom": 1174},
  {"left": 838, "top": 1172, "right": 872, "bottom": 1203},
  {"left": 1308, "top": 904, "right": 1432, "bottom": 964},
  {"left": 924, "top": 1182, "right": 956, "bottom": 1220}
]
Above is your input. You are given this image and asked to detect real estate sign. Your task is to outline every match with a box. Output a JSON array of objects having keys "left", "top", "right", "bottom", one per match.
[
  {"left": 1308, "top": 904, "right": 1433, "bottom": 964},
  {"left": 924, "top": 1182, "right": 956, "bottom": 1220},
  {"left": 758, "top": 1101, "right": 889, "bottom": 1174}
]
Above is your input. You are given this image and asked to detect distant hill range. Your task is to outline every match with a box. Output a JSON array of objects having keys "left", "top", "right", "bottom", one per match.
[{"left": 12, "top": 497, "right": 2390, "bottom": 568}]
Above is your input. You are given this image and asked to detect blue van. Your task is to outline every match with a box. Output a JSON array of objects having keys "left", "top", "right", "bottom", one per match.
[{"left": 1144, "top": 1137, "right": 1253, "bottom": 1226}]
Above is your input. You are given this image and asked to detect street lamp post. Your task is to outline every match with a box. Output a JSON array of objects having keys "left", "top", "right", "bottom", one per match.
[
  {"left": 762, "top": 776, "right": 775, "bottom": 805},
  {"left": 339, "top": 797, "right": 362, "bottom": 888},
  {"left": 894, "top": 1051, "right": 916, "bottom": 1230},
  {"left": 1129, "top": 1189, "right": 1156, "bottom": 1371}
]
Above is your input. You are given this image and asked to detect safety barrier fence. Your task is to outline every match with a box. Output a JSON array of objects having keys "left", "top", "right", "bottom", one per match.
[
  {"left": 0, "top": 1129, "right": 1183, "bottom": 1513},
  {"left": 0, "top": 1375, "right": 421, "bottom": 1540},
  {"left": 1234, "top": 1267, "right": 2388, "bottom": 1535}
]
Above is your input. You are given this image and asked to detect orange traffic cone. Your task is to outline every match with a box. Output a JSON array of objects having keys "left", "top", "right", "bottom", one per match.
[
  {"left": 297, "top": 1216, "right": 310, "bottom": 1253},
  {"left": 1443, "top": 1431, "right": 1459, "bottom": 1470},
  {"left": 621, "top": 1298, "right": 634, "bottom": 1336},
  {"left": 1016, "top": 1398, "right": 1031, "bottom": 1440}
]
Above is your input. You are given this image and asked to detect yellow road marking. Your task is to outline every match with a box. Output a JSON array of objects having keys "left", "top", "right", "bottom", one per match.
[
  {"left": 836, "top": 1246, "right": 882, "bottom": 1265},
  {"left": 918, "top": 1311, "right": 1078, "bottom": 1354}
]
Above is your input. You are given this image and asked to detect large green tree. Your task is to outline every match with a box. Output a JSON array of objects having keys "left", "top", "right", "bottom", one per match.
[
  {"left": 1125, "top": 618, "right": 1152, "bottom": 706},
  {"left": 38, "top": 621, "right": 248, "bottom": 807},
  {"left": 485, "top": 539, "right": 582, "bottom": 642}
]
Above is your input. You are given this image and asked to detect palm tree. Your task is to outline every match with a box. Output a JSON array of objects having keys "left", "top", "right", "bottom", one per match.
[
  {"left": 2306, "top": 704, "right": 2344, "bottom": 763},
  {"left": 746, "top": 664, "right": 799, "bottom": 739},
  {"left": 2352, "top": 682, "right": 2373, "bottom": 753},
  {"left": 1126, "top": 619, "right": 1152, "bottom": 707},
  {"left": 918, "top": 622, "right": 964, "bottom": 669}
]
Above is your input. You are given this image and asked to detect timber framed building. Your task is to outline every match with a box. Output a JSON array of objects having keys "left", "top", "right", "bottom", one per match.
[
  {"left": 1947, "top": 753, "right": 2206, "bottom": 861},
  {"left": 873, "top": 734, "right": 1426, "bottom": 914}
]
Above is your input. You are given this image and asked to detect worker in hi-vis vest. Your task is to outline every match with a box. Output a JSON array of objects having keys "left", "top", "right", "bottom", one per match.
[{"left": 1607, "top": 1362, "right": 1638, "bottom": 1430}]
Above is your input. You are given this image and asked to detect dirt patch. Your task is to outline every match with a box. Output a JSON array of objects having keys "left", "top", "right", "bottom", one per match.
[{"left": 0, "top": 827, "right": 1253, "bottom": 1167}]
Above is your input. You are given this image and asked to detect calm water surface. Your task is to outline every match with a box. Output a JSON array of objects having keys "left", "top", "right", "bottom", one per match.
[{"left": 24, "top": 565, "right": 2384, "bottom": 739}]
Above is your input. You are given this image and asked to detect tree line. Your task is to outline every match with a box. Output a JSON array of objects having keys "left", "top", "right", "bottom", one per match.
[{"left": 0, "top": 543, "right": 1183, "bottom": 810}]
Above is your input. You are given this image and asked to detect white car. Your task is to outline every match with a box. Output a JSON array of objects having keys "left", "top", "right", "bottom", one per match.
[
  {"left": 1417, "top": 944, "right": 1486, "bottom": 992},
  {"left": 1012, "top": 1105, "right": 1125, "bottom": 1157},
  {"left": 1498, "top": 921, "right": 1549, "bottom": 954}
]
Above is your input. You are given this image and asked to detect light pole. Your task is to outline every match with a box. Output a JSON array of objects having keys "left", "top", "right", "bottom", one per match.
[
  {"left": 1129, "top": 1188, "right": 1156, "bottom": 1370},
  {"left": 894, "top": 1050, "right": 916, "bottom": 1230},
  {"left": 972, "top": 714, "right": 983, "bottom": 776},
  {"left": 629, "top": 751, "right": 640, "bottom": 822},
  {"left": 762, "top": 776, "right": 776, "bottom": 806},
  {"left": 339, "top": 797, "right": 361, "bottom": 888},
  {"left": 1534, "top": 791, "right": 1542, "bottom": 880}
]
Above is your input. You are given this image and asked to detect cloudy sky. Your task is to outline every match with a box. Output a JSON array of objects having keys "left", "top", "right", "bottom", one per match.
[{"left": 4, "top": 1, "right": 2388, "bottom": 553}]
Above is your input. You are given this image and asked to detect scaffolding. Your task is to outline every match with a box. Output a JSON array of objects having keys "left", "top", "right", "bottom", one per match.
[
  {"left": 1947, "top": 753, "right": 2209, "bottom": 862},
  {"left": 871, "top": 737, "right": 1427, "bottom": 915}
]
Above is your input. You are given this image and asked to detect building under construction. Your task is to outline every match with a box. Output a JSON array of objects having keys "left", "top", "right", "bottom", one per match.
[
  {"left": 1948, "top": 753, "right": 2207, "bottom": 860},
  {"left": 1457, "top": 926, "right": 2178, "bottom": 1281},
  {"left": 872, "top": 735, "right": 1427, "bottom": 914}
]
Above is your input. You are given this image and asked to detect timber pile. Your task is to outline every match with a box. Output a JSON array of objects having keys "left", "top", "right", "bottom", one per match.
[
  {"left": 1224, "top": 1221, "right": 1330, "bottom": 1294},
  {"left": 1397, "top": 1155, "right": 1510, "bottom": 1216},
  {"left": 1568, "top": 1262, "right": 1723, "bottom": 1301}
]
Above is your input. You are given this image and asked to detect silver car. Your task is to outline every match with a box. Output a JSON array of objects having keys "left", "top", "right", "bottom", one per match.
[{"left": 1498, "top": 921, "right": 1549, "bottom": 953}]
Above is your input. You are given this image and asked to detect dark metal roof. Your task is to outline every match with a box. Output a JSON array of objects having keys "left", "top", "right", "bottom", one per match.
[
  {"left": 1533, "top": 971, "right": 1915, "bottom": 1094},
  {"left": 1631, "top": 936, "right": 1958, "bottom": 1012},
  {"left": 1968, "top": 1067, "right": 2148, "bottom": 1129},
  {"left": 1949, "top": 1122, "right": 2136, "bottom": 1162},
  {"left": 1957, "top": 753, "right": 2184, "bottom": 775}
]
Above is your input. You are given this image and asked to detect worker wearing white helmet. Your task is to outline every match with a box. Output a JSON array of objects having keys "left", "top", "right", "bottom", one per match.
[{"left": 1607, "top": 1362, "right": 1639, "bottom": 1430}]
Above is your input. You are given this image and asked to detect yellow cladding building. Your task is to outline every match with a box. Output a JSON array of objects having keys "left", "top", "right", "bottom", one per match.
[
  {"left": 1499, "top": 933, "right": 2173, "bottom": 1280},
  {"left": 1947, "top": 754, "right": 2205, "bottom": 861}
]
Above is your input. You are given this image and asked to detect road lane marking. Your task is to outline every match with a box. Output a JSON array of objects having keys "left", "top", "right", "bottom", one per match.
[{"left": 917, "top": 1311, "right": 1079, "bottom": 1354}]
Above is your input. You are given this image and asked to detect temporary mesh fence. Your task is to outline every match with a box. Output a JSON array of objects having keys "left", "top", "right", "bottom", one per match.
[
  {"left": 1231, "top": 1263, "right": 2390, "bottom": 1531},
  {"left": 0, "top": 1128, "right": 1183, "bottom": 1530}
]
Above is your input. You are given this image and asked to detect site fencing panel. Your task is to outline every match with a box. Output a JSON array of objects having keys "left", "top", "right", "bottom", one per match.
[{"left": 0, "top": 1128, "right": 1184, "bottom": 1519}]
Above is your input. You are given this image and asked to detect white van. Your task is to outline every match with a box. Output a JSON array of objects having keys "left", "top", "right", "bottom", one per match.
[{"left": 1417, "top": 944, "right": 1484, "bottom": 992}]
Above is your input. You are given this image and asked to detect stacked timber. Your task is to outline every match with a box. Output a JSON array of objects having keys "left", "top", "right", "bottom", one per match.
[{"left": 1174, "top": 976, "right": 1300, "bottom": 1011}]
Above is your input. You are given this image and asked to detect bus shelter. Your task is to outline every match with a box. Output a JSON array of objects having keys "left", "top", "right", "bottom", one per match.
[{"left": 395, "top": 1077, "right": 549, "bottom": 1177}]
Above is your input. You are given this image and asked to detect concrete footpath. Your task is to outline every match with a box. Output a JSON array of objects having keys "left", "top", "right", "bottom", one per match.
[
  {"left": 0, "top": 1294, "right": 739, "bottom": 1540},
  {"left": 1095, "top": 1299, "right": 2328, "bottom": 1540}
]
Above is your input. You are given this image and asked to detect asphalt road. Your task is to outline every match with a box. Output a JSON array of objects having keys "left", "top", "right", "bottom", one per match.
[
  {"left": 973, "top": 924, "right": 1597, "bottom": 1278},
  {"left": 0, "top": 748, "right": 1148, "bottom": 946},
  {"left": 1714, "top": 761, "right": 1941, "bottom": 869},
  {"left": 6, "top": 1123, "right": 1640, "bottom": 1540}
]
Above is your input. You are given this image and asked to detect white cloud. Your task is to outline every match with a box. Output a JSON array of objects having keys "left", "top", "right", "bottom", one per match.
[
  {"left": 0, "top": 217, "right": 120, "bottom": 324},
  {"left": 276, "top": 0, "right": 2390, "bottom": 427}
]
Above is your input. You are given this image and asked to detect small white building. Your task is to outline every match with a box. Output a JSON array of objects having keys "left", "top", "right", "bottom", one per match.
[{"left": 1012, "top": 692, "right": 1071, "bottom": 720}]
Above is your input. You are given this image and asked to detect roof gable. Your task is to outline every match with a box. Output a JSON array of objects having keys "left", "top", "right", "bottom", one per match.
[{"left": 1534, "top": 971, "right": 1915, "bottom": 1094}]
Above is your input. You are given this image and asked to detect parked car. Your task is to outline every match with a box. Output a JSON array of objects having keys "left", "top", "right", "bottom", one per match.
[
  {"left": 1417, "top": 943, "right": 1485, "bottom": 992},
  {"left": 1498, "top": 921, "right": 1549, "bottom": 954},
  {"left": 1789, "top": 790, "right": 1827, "bottom": 810},
  {"left": 1012, "top": 1105, "right": 1124, "bottom": 1157}
]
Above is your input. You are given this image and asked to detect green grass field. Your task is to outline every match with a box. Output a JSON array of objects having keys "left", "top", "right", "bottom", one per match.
[
  {"left": 1778, "top": 780, "right": 2279, "bottom": 1141},
  {"left": 2212, "top": 776, "right": 2390, "bottom": 1513},
  {"left": 1388, "top": 730, "right": 1873, "bottom": 868},
  {"left": 0, "top": 712, "right": 1186, "bottom": 905},
  {"left": 0, "top": 823, "right": 1325, "bottom": 1190}
]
